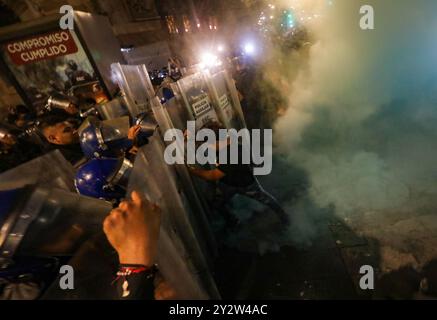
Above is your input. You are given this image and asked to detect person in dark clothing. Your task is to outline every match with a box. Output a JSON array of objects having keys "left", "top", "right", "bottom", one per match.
[
  {"left": 103, "top": 191, "right": 176, "bottom": 300},
  {"left": 234, "top": 64, "right": 287, "bottom": 130},
  {"left": 52, "top": 143, "right": 85, "bottom": 166},
  {"left": 187, "top": 121, "right": 290, "bottom": 228},
  {"left": 38, "top": 113, "right": 84, "bottom": 165},
  {"left": 64, "top": 60, "right": 94, "bottom": 89},
  {"left": 6, "top": 104, "right": 36, "bottom": 129},
  {"left": 0, "top": 125, "right": 42, "bottom": 173}
]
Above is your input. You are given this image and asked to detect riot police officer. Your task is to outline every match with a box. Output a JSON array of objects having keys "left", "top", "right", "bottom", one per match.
[
  {"left": 38, "top": 113, "right": 84, "bottom": 165},
  {"left": 78, "top": 115, "right": 157, "bottom": 160}
]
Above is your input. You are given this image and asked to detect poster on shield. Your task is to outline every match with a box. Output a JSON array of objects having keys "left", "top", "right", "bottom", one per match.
[{"left": 1, "top": 29, "right": 100, "bottom": 110}]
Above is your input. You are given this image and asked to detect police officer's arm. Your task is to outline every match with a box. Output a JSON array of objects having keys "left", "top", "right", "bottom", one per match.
[
  {"left": 103, "top": 191, "right": 161, "bottom": 300},
  {"left": 188, "top": 166, "right": 225, "bottom": 181}
]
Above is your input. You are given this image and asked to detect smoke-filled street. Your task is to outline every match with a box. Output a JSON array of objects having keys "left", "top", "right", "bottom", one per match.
[
  {"left": 1, "top": 0, "right": 437, "bottom": 305},
  {"left": 212, "top": 0, "right": 437, "bottom": 299}
]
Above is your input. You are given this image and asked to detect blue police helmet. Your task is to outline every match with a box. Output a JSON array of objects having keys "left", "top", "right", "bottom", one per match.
[
  {"left": 78, "top": 117, "right": 133, "bottom": 159},
  {"left": 162, "top": 87, "right": 175, "bottom": 102},
  {"left": 75, "top": 157, "right": 133, "bottom": 201}
]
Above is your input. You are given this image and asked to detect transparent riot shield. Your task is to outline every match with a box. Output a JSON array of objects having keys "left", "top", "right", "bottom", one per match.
[
  {"left": 0, "top": 150, "right": 75, "bottom": 192},
  {"left": 96, "top": 97, "right": 130, "bottom": 120},
  {"left": 100, "top": 116, "right": 131, "bottom": 143},
  {"left": 127, "top": 133, "right": 220, "bottom": 299},
  {"left": 111, "top": 63, "right": 155, "bottom": 118},
  {"left": 0, "top": 185, "right": 112, "bottom": 265},
  {"left": 151, "top": 98, "right": 217, "bottom": 258},
  {"left": 161, "top": 96, "right": 190, "bottom": 131},
  {"left": 207, "top": 70, "right": 247, "bottom": 129},
  {"left": 171, "top": 72, "right": 219, "bottom": 129},
  {"left": 78, "top": 116, "right": 130, "bottom": 145}
]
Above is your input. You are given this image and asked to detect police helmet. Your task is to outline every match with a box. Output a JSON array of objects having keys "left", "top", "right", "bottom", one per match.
[
  {"left": 78, "top": 117, "right": 133, "bottom": 159},
  {"left": 75, "top": 157, "right": 133, "bottom": 201}
]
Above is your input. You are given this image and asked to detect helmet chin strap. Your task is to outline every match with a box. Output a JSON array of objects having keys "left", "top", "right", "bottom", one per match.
[
  {"left": 94, "top": 126, "right": 108, "bottom": 151},
  {"left": 106, "top": 158, "right": 133, "bottom": 191}
]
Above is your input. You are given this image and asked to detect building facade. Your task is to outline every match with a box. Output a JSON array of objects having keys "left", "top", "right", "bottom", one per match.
[{"left": 0, "top": 0, "right": 254, "bottom": 113}]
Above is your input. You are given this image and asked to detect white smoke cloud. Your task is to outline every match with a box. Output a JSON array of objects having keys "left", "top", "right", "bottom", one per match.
[{"left": 271, "top": 0, "right": 437, "bottom": 217}]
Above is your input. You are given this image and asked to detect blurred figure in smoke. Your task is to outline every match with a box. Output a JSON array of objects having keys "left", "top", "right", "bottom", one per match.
[
  {"left": 103, "top": 190, "right": 176, "bottom": 300},
  {"left": 232, "top": 58, "right": 286, "bottom": 130},
  {"left": 186, "top": 121, "right": 289, "bottom": 229}
]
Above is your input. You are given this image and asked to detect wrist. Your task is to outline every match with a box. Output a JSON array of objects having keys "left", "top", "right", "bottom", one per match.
[{"left": 118, "top": 250, "right": 154, "bottom": 267}]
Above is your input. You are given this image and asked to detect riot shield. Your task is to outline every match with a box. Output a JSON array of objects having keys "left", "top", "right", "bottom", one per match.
[
  {"left": 96, "top": 97, "right": 130, "bottom": 120},
  {"left": 171, "top": 72, "right": 219, "bottom": 129},
  {"left": 223, "top": 70, "right": 247, "bottom": 128},
  {"left": 0, "top": 185, "right": 112, "bottom": 265},
  {"left": 152, "top": 98, "right": 217, "bottom": 257},
  {"left": 100, "top": 116, "right": 131, "bottom": 143},
  {"left": 0, "top": 150, "right": 75, "bottom": 192},
  {"left": 111, "top": 63, "right": 155, "bottom": 117},
  {"left": 207, "top": 70, "right": 247, "bottom": 129},
  {"left": 127, "top": 133, "right": 220, "bottom": 299},
  {"left": 162, "top": 96, "right": 190, "bottom": 131}
]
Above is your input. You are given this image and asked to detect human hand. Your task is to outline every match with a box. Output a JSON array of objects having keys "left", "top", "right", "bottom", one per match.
[
  {"left": 128, "top": 125, "right": 142, "bottom": 140},
  {"left": 103, "top": 191, "right": 161, "bottom": 266}
]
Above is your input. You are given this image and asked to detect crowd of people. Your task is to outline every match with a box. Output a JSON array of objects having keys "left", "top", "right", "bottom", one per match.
[{"left": 0, "top": 56, "right": 289, "bottom": 300}]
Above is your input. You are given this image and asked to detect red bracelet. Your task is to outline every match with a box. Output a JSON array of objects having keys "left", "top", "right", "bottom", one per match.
[
  {"left": 117, "top": 266, "right": 149, "bottom": 277},
  {"left": 113, "top": 264, "right": 158, "bottom": 284}
]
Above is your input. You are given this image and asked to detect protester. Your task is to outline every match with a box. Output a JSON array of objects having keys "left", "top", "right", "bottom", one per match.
[
  {"left": 186, "top": 121, "right": 289, "bottom": 229},
  {"left": 103, "top": 190, "right": 176, "bottom": 300}
]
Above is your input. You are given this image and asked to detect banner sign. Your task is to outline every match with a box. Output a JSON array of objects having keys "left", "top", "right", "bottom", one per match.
[
  {"left": 218, "top": 93, "right": 233, "bottom": 117},
  {"left": 0, "top": 28, "right": 96, "bottom": 110},
  {"left": 192, "top": 93, "right": 213, "bottom": 117},
  {"left": 5, "top": 30, "right": 78, "bottom": 65}
]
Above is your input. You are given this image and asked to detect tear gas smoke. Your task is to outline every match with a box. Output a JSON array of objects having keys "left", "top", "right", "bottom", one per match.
[{"left": 264, "top": 0, "right": 437, "bottom": 261}]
